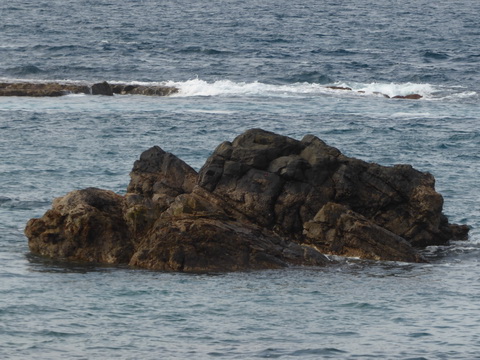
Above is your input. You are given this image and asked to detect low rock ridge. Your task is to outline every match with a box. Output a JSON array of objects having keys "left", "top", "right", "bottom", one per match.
[
  {"left": 326, "top": 86, "right": 423, "bottom": 99},
  {"left": 25, "top": 129, "right": 469, "bottom": 272},
  {"left": 0, "top": 81, "right": 178, "bottom": 97}
]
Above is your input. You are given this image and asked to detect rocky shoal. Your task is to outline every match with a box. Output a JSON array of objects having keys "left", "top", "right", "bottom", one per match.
[
  {"left": 1, "top": 81, "right": 423, "bottom": 99},
  {"left": 25, "top": 129, "right": 469, "bottom": 272},
  {"left": 0, "top": 81, "right": 178, "bottom": 97}
]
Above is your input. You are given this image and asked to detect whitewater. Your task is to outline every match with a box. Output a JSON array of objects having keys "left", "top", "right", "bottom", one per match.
[{"left": 1, "top": 0, "right": 480, "bottom": 359}]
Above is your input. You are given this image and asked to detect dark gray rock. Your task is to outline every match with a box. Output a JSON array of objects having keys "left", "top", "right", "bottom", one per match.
[
  {"left": 198, "top": 129, "right": 457, "bottom": 250},
  {"left": 91, "top": 81, "right": 113, "bottom": 96}
]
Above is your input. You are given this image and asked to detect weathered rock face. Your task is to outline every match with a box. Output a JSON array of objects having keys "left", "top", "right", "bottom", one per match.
[
  {"left": 25, "top": 188, "right": 133, "bottom": 263},
  {"left": 124, "top": 145, "right": 198, "bottom": 238},
  {"left": 25, "top": 129, "right": 469, "bottom": 271},
  {"left": 121, "top": 144, "right": 330, "bottom": 271},
  {"left": 303, "top": 202, "right": 425, "bottom": 262},
  {"left": 130, "top": 208, "right": 328, "bottom": 272},
  {"left": 0, "top": 81, "right": 178, "bottom": 97}
]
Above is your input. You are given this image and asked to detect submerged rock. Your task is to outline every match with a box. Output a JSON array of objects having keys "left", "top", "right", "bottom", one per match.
[
  {"left": 326, "top": 85, "right": 422, "bottom": 99},
  {"left": 25, "top": 129, "right": 468, "bottom": 271},
  {"left": 392, "top": 94, "right": 423, "bottom": 100},
  {"left": 326, "top": 86, "right": 353, "bottom": 91}
]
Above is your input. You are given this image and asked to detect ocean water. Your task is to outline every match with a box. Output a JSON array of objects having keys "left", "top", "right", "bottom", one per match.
[{"left": 1, "top": 0, "right": 479, "bottom": 359}]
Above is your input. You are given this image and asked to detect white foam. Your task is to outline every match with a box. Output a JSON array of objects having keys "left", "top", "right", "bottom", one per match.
[
  {"left": 345, "top": 82, "right": 436, "bottom": 98},
  {"left": 440, "top": 90, "right": 479, "bottom": 101},
  {"left": 165, "top": 79, "right": 329, "bottom": 97},
  {"left": 164, "top": 79, "right": 442, "bottom": 99},
  {"left": 390, "top": 112, "right": 434, "bottom": 119}
]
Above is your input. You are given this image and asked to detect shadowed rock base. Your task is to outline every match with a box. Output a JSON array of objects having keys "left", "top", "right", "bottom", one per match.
[{"left": 25, "top": 129, "right": 469, "bottom": 272}]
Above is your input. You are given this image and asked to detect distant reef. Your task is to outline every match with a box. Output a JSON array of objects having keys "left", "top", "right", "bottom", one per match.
[
  {"left": 326, "top": 86, "right": 423, "bottom": 99},
  {"left": 1, "top": 81, "right": 423, "bottom": 99},
  {"left": 25, "top": 129, "right": 469, "bottom": 272},
  {"left": 0, "top": 81, "right": 178, "bottom": 97}
]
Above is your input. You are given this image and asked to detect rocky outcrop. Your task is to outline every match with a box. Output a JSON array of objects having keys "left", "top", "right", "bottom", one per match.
[
  {"left": 25, "top": 129, "right": 469, "bottom": 272},
  {"left": 0, "top": 81, "right": 178, "bottom": 97}
]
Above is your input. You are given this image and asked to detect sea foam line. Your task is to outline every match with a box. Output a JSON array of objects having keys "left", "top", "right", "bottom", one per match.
[
  {"left": 1, "top": 77, "right": 476, "bottom": 100},
  {"left": 163, "top": 79, "right": 441, "bottom": 99}
]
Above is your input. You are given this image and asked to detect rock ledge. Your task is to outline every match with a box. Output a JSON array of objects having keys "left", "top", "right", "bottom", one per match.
[{"left": 0, "top": 81, "right": 178, "bottom": 97}]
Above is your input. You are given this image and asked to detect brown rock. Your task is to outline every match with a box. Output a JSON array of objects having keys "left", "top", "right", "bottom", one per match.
[
  {"left": 127, "top": 145, "right": 197, "bottom": 198},
  {"left": 124, "top": 145, "right": 198, "bottom": 238},
  {"left": 0, "top": 81, "right": 178, "bottom": 97},
  {"left": 449, "top": 223, "right": 470, "bottom": 240},
  {"left": 0, "top": 82, "right": 90, "bottom": 97},
  {"left": 25, "top": 188, "right": 133, "bottom": 263},
  {"left": 130, "top": 213, "right": 328, "bottom": 272},
  {"left": 373, "top": 91, "right": 390, "bottom": 98},
  {"left": 326, "top": 86, "right": 353, "bottom": 91},
  {"left": 392, "top": 94, "right": 423, "bottom": 100}
]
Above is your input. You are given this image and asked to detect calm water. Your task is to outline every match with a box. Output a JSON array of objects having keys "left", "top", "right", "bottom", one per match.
[{"left": 1, "top": 1, "right": 479, "bottom": 359}]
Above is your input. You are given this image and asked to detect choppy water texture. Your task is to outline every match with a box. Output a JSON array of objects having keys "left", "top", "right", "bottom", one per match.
[{"left": 1, "top": 0, "right": 479, "bottom": 359}]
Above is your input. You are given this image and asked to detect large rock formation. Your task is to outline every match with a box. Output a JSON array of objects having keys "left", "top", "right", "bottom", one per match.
[
  {"left": 0, "top": 81, "right": 178, "bottom": 97},
  {"left": 25, "top": 129, "right": 469, "bottom": 272}
]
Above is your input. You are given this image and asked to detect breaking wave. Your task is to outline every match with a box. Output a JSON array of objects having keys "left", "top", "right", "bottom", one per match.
[
  {"left": 1, "top": 77, "right": 477, "bottom": 101},
  {"left": 162, "top": 79, "right": 478, "bottom": 101}
]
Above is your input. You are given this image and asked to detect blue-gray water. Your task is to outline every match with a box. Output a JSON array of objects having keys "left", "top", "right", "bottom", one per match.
[{"left": 1, "top": 1, "right": 479, "bottom": 359}]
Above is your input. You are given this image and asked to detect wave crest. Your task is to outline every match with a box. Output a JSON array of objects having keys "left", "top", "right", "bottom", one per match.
[{"left": 164, "top": 79, "right": 475, "bottom": 100}]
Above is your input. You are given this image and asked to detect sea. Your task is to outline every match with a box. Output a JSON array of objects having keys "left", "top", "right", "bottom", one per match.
[{"left": 1, "top": 0, "right": 479, "bottom": 359}]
